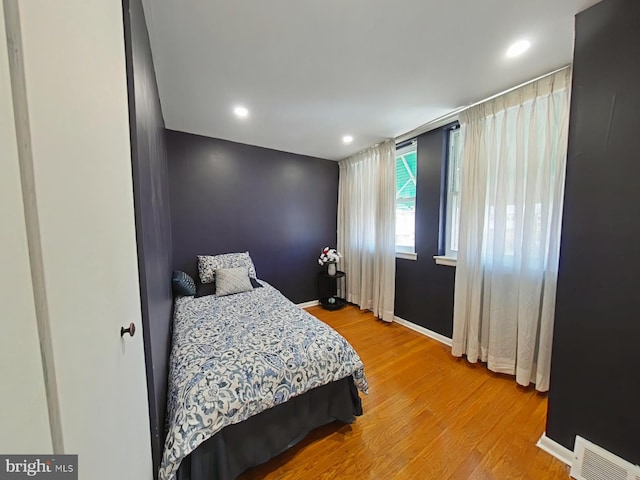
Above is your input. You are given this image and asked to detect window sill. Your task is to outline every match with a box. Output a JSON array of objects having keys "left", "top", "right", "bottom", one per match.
[
  {"left": 396, "top": 252, "right": 418, "bottom": 261},
  {"left": 433, "top": 255, "right": 457, "bottom": 267}
]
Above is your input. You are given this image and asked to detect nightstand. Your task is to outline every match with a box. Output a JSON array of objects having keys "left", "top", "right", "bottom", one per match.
[{"left": 317, "top": 270, "right": 346, "bottom": 310}]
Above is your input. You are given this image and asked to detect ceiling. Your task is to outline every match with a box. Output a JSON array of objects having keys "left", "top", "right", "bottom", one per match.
[{"left": 142, "top": 0, "right": 599, "bottom": 161}]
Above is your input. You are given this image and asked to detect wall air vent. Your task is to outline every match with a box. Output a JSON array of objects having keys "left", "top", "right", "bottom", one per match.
[{"left": 571, "top": 436, "right": 640, "bottom": 480}]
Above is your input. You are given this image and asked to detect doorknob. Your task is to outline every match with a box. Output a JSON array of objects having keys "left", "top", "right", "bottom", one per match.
[{"left": 121, "top": 322, "right": 136, "bottom": 338}]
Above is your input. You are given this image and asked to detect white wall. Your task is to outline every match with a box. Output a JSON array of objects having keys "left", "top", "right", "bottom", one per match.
[{"left": 0, "top": 3, "right": 52, "bottom": 454}]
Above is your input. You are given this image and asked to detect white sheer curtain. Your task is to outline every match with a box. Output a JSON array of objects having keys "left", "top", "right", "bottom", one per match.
[
  {"left": 338, "top": 140, "right": 396, "bottom": 322},
  {"left": 452, "top": 68, "right": 572, "bottom": 391}
]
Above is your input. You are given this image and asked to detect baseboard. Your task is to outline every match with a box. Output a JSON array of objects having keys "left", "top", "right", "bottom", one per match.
[
  {"left": 297, "top": 300, "right": 319, "bottom": 309},
  {"left": 536, "top": 432, "right": 573, "bottom": 466},
  {"left": 393, "top": 316, "right": 453, "bottom": 347}
]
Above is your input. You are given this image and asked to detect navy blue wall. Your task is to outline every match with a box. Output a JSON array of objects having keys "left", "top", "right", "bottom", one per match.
[
  {"left": 546, "top": 0, "right": 640, "bottom": 464},
  {"left": 166, "top": 131, "right": 338, "bottom": 304},
  {"left": 123, "top": 0, "right": 173, "bottom": 475},
  {"left": 394, "top": 127, "right": 456, "bottom": 337}
]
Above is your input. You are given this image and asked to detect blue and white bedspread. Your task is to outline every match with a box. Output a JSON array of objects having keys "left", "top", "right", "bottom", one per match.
[{"left": 159, "top": 281, "right": 368, "bottom": 480}]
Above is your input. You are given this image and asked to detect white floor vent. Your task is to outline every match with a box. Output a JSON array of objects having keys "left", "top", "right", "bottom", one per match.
[{"left": 571, "top": 436, "right": 640, "bottom": 480}]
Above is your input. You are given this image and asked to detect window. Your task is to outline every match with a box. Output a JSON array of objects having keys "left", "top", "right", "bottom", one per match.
[
  {"left": 395, "top": 141, "right": 417, "bottom": 254},
  {"left": 445, "top": 126, "right": 461, "bottom": 257},
  {"left": 443, "top": 123, "right": 546, "bottom": 263},
  {"left": 486, "top": 203, "right": 544, "bottom": 259}
]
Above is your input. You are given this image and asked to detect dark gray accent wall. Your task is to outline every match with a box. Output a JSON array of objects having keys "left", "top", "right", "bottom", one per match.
[
  {"left": 546, "top": 0, "right": 640, "bottom": 464},
  {"left": 394, "top": 127, "right": 456, "bottom": 337},
  {"left": 166, "top": 131, "right": 338, "bottom": 304},
  {"left": 122, "top": 0, "right": 173, "bottom": 475}
]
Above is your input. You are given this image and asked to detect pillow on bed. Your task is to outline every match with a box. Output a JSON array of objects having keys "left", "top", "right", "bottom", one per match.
[
  {"left": 215, "top": 266, "right": 253, "bottom": 297},
  {"left": 195, "top": 278, "right": 262, "bottom": 299},
  {"left": 194, "top": 281, "right": 217, "bottom": 298},
  {"left": 172, "top": 271, "right": 196, "bottom": 296},
  {"left": 197, "top": 252, "right": 257, "bottom": 284}
]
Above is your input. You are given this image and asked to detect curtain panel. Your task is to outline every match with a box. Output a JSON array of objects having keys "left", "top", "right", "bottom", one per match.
[
  {"left": 337, "top": 140, "right": 396, "bottom": 322},
  {"left": 452, "top": 68, "right": 572, "bottom": 391}
]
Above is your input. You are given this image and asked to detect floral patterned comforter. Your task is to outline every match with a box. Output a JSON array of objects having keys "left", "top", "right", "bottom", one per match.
[{"left": 159, "top": 281, "right": 368, "bottom": 480}]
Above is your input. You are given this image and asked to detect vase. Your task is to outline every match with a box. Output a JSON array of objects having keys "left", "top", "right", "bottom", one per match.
[{"left": 327, "top": 263, "right": 337, "bottom": 276}]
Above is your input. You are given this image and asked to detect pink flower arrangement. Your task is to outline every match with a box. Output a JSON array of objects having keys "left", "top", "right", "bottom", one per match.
[{"left": 318, "top": 247, "right": 342, "bottom": 265}]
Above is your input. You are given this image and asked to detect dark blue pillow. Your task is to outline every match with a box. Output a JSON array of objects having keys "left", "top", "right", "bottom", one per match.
[
  {"left": 172, "top": 271, "right": 196, "bottom": 296},
  {"left": 195, "top": 281, "right": 216, "bottom": 298}
]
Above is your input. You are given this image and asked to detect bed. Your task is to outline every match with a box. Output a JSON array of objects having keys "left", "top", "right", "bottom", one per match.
[{"left": 160, "top": 258, "right": 368, "bottom": 480}]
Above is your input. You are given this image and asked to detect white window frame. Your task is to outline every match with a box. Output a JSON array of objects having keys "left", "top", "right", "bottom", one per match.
[
  {"left": 434, "top": 126, "right": 461, "bottom": 267},
  {"left": 395, "top": 141, "right": 417, "bottom": 260}
]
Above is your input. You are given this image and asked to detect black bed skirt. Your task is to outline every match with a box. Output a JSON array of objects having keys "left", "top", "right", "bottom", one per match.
[{"left": 175, "top": 376, "right": 362, "bottom": 480}]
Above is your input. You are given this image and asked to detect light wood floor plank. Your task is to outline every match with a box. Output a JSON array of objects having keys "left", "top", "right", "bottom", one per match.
[{"left": 239, "top": 305, "right": 569, "bottom": 479}]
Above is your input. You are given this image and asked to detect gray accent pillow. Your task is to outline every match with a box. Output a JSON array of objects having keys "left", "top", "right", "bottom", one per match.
[
  {"left": 215, "top": 267, "right": 254, "bottom": 297},
  {"left": 197, "top": 252, "right": 257, "bottom": 284}
]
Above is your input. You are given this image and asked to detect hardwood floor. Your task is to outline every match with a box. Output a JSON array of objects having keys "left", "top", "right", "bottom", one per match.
[{"left": 240, "top": 305, "right": 569, "bottom": 480}]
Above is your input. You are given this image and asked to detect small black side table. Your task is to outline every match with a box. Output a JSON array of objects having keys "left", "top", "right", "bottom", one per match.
[{"left": 317, "top": 270, "right": 346, "bottom": 310}]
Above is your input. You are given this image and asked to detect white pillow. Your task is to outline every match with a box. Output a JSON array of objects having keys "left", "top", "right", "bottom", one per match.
[{"left": 215, "top": 267, "right": 253, "bottom": 297}]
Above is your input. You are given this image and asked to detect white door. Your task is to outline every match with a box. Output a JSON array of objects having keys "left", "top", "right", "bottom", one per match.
[
  {"left": 0, "top": 4, "right": 52, "bottom": 455},
  {"left": 4, "top": 1, "right": 153, "bottom": 479}
]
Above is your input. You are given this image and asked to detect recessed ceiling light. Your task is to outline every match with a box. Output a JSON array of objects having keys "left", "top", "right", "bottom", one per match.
[
  {"left": 342, "top": 135, "right": 353, "bottom": 144},
  {"left": 233, "top": 105, "right": 249, "bottom": 118},
  {"left": 506, "top": 40, "right": 531, "bottom": 58}
]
